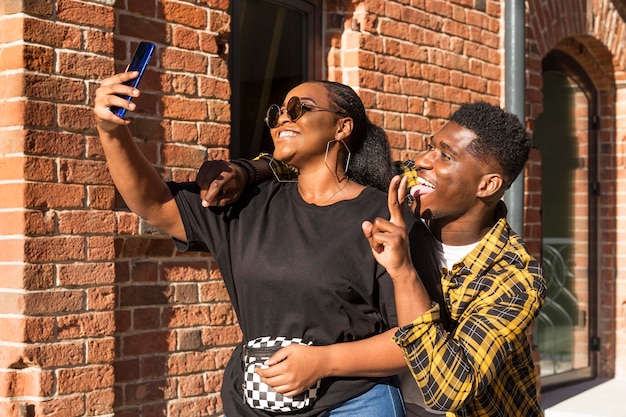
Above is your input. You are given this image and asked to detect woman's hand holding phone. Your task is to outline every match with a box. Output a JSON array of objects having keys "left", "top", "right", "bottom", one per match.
[
  {"left": 94, "top": 71, "right": 141, "bottom": 131},
  {"left": 93, "top": 41, "right": 155, "bottom": 131}
]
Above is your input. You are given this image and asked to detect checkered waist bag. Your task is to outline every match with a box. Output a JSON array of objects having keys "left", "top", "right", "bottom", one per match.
[{"left": 242, "top": 336, "right": 321, "bottom": 413}]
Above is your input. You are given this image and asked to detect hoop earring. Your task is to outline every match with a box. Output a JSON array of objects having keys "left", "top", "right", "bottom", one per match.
[
  {"left": 268, "top": 155, "right": 298, "bottom": 183},
  {"left": 325, "top": 139, "right": 351, "bottom": 177}
]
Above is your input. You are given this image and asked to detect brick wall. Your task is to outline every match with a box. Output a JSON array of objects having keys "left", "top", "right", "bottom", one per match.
[{"left": 1, "top": 0, "right": 626, "bottom": 416}]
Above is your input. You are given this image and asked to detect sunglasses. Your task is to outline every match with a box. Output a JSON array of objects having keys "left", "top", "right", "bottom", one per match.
[{"left": 264, "top": 96, "right": 348, "bottom": 129}]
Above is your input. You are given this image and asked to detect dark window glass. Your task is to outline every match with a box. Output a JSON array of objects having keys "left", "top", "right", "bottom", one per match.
[{"left": 230, "top": 0, "right": 321, "bottom": 158}]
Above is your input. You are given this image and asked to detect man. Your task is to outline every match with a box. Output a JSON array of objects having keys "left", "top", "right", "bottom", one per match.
[
  {"left": 197, "top": 102, "right": 546, "bottom": 417},
  {"left": 362, "top": 102, "right": 546, "bottom": 416}
]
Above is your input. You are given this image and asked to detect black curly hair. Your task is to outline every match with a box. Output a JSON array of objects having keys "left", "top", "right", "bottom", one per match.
[
  {"left": 313, "top": 81, "right": 395, "bottom": 192},
  {"left": 450, "top": 102, "right": 530, "bottom": 187}
]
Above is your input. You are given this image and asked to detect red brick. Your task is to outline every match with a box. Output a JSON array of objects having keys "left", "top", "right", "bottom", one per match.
[
  {"left": 0, "top": 15, "right": 23, "bottom": 43},
  {"left": 57, "top": 104, "right": 97, "bottom": 132},
  {"left": 86, "top": 388, "right": 115, "bottom": 415},
  {"left": 23, "top": 236, "right": 85, "bottom": 262},
  {"left": 178, "top": 373, "right": 205, "bottom": 397},
  {"left": 139, "top": 355, "right": 169, "bottom": 379},
  {"left": 161, "top": 261, "right": 210, "bottom": 282},
  {"left": 201, "top": 324, "right": 242, "bottom": 347},
  {"left": 24, "top": 73, "right": 86, "bottom": 102},
  {"left": 171, "top": 121, "right": 198, "bottom": 143},
  {"left": 23, "top": 17, "right": 82, "bottom": 48},
  {"left": 23, "top": 156, "right": 55, "bottom": 182},
  {"left": 57, "top": 50, "right": 114, "bottom": 79},
  {"left": 161, "top": 143, "right": 206, "bottom": 168},
  {"left": 199, "top": 76, "right": 231, "bottom": 100},
  {"left": 115, "top": 212, "right": 140, "bottom": 235},
  {"left": 161, "top": 48, "right": 208, "bottom": 73},
  {"left": 57, "top": 0, "right": 114, "bottom": 28},
  {"left": 120, "top": 283, "right": 170, "bottom": 307},
  {"left": 0, "top": 73, "right": 25, "bottom": 98},
  {"left": 208, "top": 100, "right": 230, "bottom": 123},
  {"left": 209, "top": 55, "right": 228, "bottom": 78},
  {"left": 198, "top": 122, "right": 230, "bottom": 147},
  {"left": 164, "top": 305, "right": 212, "bottom": 327},
  {"left": 161, "top": 95, "right": 208, "bottom": 121},
  {"left": 57, "top": 364, "right": 114, "bottom": 394},
  {"left": 132, "top": 307, "right": 161, "bottom": 331},
  {"left": 0, "top": 369, "right": 43, "bottom": 397},
  {"left": 199, "top": 32, "right": 219, "bottom": 54},
  {"left": 0, "top": 44, "right": 53, "bottom": 72},
  {"left": 0, "top": 237, "right": 25, "bottom": 262},
  {"left": 87, "top": 235, "right": 116, "bottom": 261},
  {"left": 85, "top": 28, "right": 114, "bottom": 54},
  {"left": 87, "top": 185, "right": 115, "bottom": 210},
  {"left": 204, "top": 370, "right": 225, "bottom": 394},
  {"left": 87, "top": 285, "right": 115, "bottom": 310},
  {"left": 24, "top": 182, "right": 86, "bottom": 209},
  {"left": 129, "top": 114, "right": 168, "bottom": 141},
  {"left": 57, "top": 312, "right": 115, "bottom": 339},
  {"left": 168, "top": 350, "right": 217, "bottom": 375},
  {"left": 122, "top": 331, "right": 172, "bottom": 356},
  {"left": 171, "top": 26, "right": 200, "bottom": 50},
  {"left": 36, "top": 395, "right": 85, "bottom": 417},
  {"left": 24, "top": 129, "right": 85, "bottom": 157},
  {"left": 214, "top": 346, "right": 234, "bottom": 369},
  {"left": 58, "top": 159, "right": 109, "bottom": 185},
  {"left": 161, "top": 2, "right": 207, "bottom": 29},
  {"left": 209, "top": 9, "right": 230, "bottom": 33},
  {"left": 0, "top": 156, "right": 24, "bottom": 180},
  {"left": 23, "top": 342, "right": 84, "bottom": 368},
  {"left": 118, "top": 15, "right": 167, "bottom": 44},
  {"left": 21, "top": 289, "right": 83, "bottom": 315},
  {"left": 57, "top": 262, "right": 115, "bottom": 287},
  {"left": 0, "top": 316, "right": 55, "bottom": 343}
]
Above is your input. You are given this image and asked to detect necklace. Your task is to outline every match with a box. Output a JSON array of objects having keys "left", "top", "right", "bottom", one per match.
[
  {"left": 320, "top": 178, "right": 350, "bottom": 205},
  {"left": 299, "top": 178, "right": 351, "bottom": 205}
]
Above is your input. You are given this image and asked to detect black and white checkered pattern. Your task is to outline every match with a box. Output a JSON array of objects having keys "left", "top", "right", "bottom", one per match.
[{"left": 243, "top": 336, "right": 321, "bottom": 412}]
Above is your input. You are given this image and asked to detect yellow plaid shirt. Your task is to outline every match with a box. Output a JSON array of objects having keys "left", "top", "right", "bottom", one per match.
[{"left": 394, "top": 216, "right": 546, "bottom": 417}]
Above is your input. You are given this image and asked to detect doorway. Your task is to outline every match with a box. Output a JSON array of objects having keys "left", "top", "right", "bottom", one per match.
[{"left": 533, "top": 50, "right": 599, "bottom": 389}]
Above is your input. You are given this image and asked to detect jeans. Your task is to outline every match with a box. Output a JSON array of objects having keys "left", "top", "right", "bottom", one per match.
[
  {"left": 227, "top": 378, "right": 406, "bottom": 417},
  {"left": 323, "top": 377, "right": 406, "bottom": 417}
]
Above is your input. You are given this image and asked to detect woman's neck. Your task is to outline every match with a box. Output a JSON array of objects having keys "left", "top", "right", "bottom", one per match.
[{"left": 296, "top": 168, "right": 362, "bottom": 206}]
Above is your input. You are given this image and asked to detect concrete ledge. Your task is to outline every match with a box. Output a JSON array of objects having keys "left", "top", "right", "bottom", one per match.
[{"left": 543, "top": 378, "right": 626, "bottom": 417}]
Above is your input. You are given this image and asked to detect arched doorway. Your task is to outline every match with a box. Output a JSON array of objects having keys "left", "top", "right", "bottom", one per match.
[{"left": 533, "top": 50, "right": 599, "bottom": 389}]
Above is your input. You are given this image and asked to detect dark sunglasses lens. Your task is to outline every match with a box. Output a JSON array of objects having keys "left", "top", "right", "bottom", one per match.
[
  {"left": 265, "top": 104, "right": 280, "bottom": 128},
  {"left": 286, "top": 96, "right": 302, "bottom": 121}
]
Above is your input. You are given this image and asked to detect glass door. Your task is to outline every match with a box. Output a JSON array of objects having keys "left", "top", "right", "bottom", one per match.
[{"left": 533, "top": 50, "right": 598, "bottom": 388}]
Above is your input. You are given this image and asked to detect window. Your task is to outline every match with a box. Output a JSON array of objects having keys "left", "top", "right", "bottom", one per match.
[
  {"left": 534, "top": 50, "right": 598, "bottom": 389},
  {"left": 229, "top": 0, "right": 322, "bottom": 158}
]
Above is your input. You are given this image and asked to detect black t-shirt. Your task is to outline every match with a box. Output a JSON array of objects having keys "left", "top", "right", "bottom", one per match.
[{"left": 169, "top": 180, "right": 403, "bottom": 416}]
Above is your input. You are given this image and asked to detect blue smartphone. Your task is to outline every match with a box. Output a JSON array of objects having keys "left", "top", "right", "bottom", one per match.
[{"left": 110, "top": 41, "right": 155, "bottom": 118}]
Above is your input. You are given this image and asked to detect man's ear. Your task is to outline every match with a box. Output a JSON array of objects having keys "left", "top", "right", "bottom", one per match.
[
  {"left": 335, "top": 117, "right": 353, "bottom": 141},
  {"left": 477, "top": 173, "right": 504, "bottom": 199}
]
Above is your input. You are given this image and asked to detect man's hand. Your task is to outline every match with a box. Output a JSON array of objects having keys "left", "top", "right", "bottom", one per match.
[
  {"left": 362, "top": 175, "right": 414, "bottom": 277},
  {"left": 196, "top": 160, "right": 246, "bottom": 207}
]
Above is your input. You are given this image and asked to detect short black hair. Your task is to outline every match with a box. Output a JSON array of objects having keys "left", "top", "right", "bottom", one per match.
[{"left": 451, "top": 102, "right": 530, "bottom": 187}]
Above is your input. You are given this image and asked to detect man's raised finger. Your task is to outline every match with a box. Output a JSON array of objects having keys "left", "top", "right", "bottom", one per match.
[{"left": 387, "top": 175, "right": 407, "bottom": 227}]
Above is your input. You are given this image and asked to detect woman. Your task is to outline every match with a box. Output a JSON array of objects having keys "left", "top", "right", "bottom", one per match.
[{"left": 94, "top": 74, "right": 409, "bottom": 416}]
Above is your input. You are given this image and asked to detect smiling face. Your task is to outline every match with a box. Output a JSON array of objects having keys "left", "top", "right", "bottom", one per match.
[
  {"left": 269, "top": 83, "right": 347, "bottom": 171},
  {"left": 410, "top": 121, "right": 500, "bottom": 225}
]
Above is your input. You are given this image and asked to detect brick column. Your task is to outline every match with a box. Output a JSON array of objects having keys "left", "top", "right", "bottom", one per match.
[{"left": 0, "top": 1, "right": 118, "bottom": 416}]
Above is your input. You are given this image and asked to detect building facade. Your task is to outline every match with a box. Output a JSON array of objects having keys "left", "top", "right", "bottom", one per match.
[{"left": 0, "top": 0, "right": 625, "bottom": 416}]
